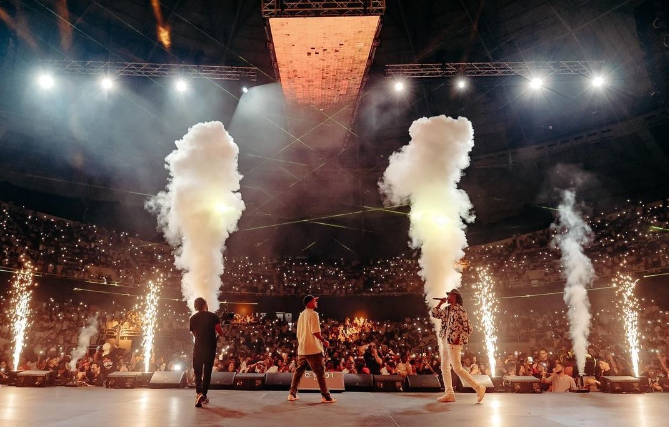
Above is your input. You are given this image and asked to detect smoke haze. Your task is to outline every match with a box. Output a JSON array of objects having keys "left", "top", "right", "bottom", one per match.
[
  {"left": 552, "top": 189, "right": 595, "bottom": 374},
  {"left": 379, "top": 115, "right": 475, "bottom": 306},
  {"left": 69, "top": 314, "right": 98, "bottom": 372},
  {"left": 147, "top": 121, "right": 245, "bottom": 312}
]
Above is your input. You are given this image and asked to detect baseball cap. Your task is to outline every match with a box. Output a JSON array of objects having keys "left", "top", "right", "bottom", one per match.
[{"left": 303, "top": 295, "right": 319, "bottom": 306}]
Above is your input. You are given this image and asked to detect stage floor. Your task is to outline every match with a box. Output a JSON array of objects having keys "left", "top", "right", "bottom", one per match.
[{"left": 0, "top": 387, "right": 666, "bottom": 427}]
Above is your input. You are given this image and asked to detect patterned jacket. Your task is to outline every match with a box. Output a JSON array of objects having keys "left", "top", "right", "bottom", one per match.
[{"left": 430, "top": 304, "right": 473, "bottom": 344}]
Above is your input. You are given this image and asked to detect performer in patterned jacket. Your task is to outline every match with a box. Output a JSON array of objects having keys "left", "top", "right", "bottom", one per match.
[{"left": 430, "top": 288, "right": 486, "bottom": 403}]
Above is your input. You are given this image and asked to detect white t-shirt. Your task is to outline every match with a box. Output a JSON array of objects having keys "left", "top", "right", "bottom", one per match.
[
  {"left": 297, "top": 308, "right": 324, "bottom": 355},
  {"left": 551, "top": 374, "right": 577, "bottom": 392}
]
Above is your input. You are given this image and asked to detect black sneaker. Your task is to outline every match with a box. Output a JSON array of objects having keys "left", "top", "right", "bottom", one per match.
[{"left": 195, "top": 393, "right": 205, "bottom": 408}]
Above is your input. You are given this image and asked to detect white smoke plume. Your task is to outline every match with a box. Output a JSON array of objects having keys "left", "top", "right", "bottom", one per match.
[
  {"left": 69, "top": 314, "right": 99, "bottom": 372},
  {"left": 551, "top": 190, "right": 595, "bottom": 374},
  {"left": 147, "top": 121, "right": 245, "bottom": 312},
  {"left": 379, "top": 115, "right": 475, "bottom": 315}
]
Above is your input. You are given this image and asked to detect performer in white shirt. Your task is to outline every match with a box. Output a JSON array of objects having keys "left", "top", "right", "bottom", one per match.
[{"left": 287, "top": 295, "right": 337, "bottom": 403}]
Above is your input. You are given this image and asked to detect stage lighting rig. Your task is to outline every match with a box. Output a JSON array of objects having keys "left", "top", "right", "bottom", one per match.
[
  {"left": 592, "top": 76, "right": 605, "bottom": 87},
  {"left": 101, "top": 77, "right": 113, "bottom": 90},
  {"left": 38, "top": 74, "right": 55, "bottom": 89},
  {"left": 530, "top": 77, "right": 543, "bottom": 90},
  {"left": 175, "top": 79, "right": 188, "bottom": 92}
]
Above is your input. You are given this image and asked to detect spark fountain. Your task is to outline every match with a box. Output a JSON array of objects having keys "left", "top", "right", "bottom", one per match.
[
  {"left": 613, "top": 272, "right": 640, "bottom": 377},
  {"left": 141, "top": 277, "right": 163, "bottom": 372},
  {"left": 472, "top": 266, "right": 499, "bottom": 376},
  {"left": 10, "top": 260, "right": 35, "bottom": 370}
]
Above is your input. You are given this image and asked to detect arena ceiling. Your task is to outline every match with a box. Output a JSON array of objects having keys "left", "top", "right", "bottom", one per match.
[{"left": 0, "top": 0, "right": 667, "bottom": 259}]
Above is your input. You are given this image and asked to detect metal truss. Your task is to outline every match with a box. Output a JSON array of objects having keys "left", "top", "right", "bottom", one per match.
[
  {"left": 41, "top": 60, "right": 258, "bottom": 81},
  {"left": 385, "top": 61, "right": 606, "bottom": 79},
  {"left": 262, "top": 0, "right": 385, "bottom": 17}
]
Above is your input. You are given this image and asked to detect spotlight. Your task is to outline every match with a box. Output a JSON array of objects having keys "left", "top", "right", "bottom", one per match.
[
  {"left": 394, "top": 81, "right": 404, "bottom": 92},
  {"left": 175, "top": 79, "right": 188, "bottom": 92},
  {"left": 242, "top": 86, "right": 249, "bottom": 93},
  {"left": 457, "top": 79, "right": 466, "bottom": 89},
  {"left": 529, "top": 77, "right": 543, "bottom": 90},
  {"left": 592, "top": 76, "right": 605, "bottom": 88},
  {"left": 38, "top": 74, "right": 55, "bottom": 89},
  {"left": 101, "top": 77, "right": 113, "bottom": 90}
]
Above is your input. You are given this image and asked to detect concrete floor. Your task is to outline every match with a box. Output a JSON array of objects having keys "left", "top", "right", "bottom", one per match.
[{"left": 0, "top": 387, "right": 667, "bottom": 427}]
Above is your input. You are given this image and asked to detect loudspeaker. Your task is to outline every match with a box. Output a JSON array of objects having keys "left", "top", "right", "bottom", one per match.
[
  {"left": 460, "top": 375, "right": 495, "bottom": 392},
  {"left": 149, "top": 371, "right": 187, "bottom": 389},
  {"left": 405, "top": 375, "right": 443, "bottom": 392},
  {"left": 16, "top": 370, "right": 54, "bottom": 387},
  {"left": 138, "top": 372, "right": 154, "bottom": 388},
  {"left": 106, "top": 372, "right": 141, "bottom": 389},
  {"left": 210, "top": 372, "right": 236, "bottom": 390},
  {"left": 504, "top": 376, "right": 542, "bottom": 393},
  {"left": 491, "top": 376, "right": 505, "bottom": 392},
  {"left": 234, "top": 373, "right": 265, "bottom": 390},
  {"left": 344, "top": 374, "right": 374, "bottom": 392},
  {"left": 602, "top": 376, "right": 642, "bottom": 393},
  {"left": 265, "top": 373, "right": 293, "bottom": 390},
  {"left": 373, "top": 375, "right": 404, "bottom": 392},
  {"left": 8, "top": 370, "right": 22, "bottom": 386},
  {"left": 298, "top": 371, "right": 345, "bottom": 392}
]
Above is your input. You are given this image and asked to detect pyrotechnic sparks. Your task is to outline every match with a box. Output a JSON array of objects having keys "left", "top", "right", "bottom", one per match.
[
  {"left": 141, "top": 276, "right": 163, "bottom": 372},
  {"left": 10, "top": 260, "right": 35, "bottom": 370},
  {"left": 613, "top": 272, "right": 640, "bottom": 377},
  {"left": 150, "top": 0, "right": 171, "bottom": 49},
  {"left": 472, "top": 266, "right": 499, "bottom": 377}
]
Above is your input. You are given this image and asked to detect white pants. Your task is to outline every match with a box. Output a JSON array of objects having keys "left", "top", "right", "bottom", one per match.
[{"left": 440, "top": 338, "right": 481, "bottom": 394}]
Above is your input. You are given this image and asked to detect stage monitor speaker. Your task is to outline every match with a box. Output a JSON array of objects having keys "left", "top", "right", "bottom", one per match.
[
  {"left": 602, "top": 376, "right": 642, "bottom": 393},
  {"left": 373, "top": 375, "right": 404, "bottom": 392},
  {"left": 16, "top": 370, "right": 54, "bottom": 387},
  {"left": 344, "top": 374, "right": 374, "bottom": 392},
  {"left": 504, "top": 376, "right": 542, "bottom": 393},
  {"left": 210, "top": 372, "right": 236, "bottom": 390},
  {"left": 298, "top": 371, "right": 344, "bottom": 392},
  {"left": 265, "top": 373, "right": 293, "bottom": 390},
  {"left": 460, "top": 374, "right": 495, "bottom": 392},
  {"left": 405, "top": 375, "right": 443, "bottom": 392},
  {"left": 234, "top": 373, "right": 265, "bottom": 390},
  {"left": 149, "top": 371, "right": 187, "bottom": 389},
  {"left": 106, "top": 372, "right": 141, "bottom": 389},
  {"left": 138, "top": 372, "right": 154, "bottom": 388},
  {"left": 8, "top": 370, "right": 22, "bottom": 386}
]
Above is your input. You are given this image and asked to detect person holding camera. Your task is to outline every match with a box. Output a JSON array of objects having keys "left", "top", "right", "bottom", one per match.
[
  {"left": 189, "top": 297, "right": 224, "bottom": 408},
  {"left": 431, "top": 289, "right": 486, "bottom": 403},
  {"left": 287, "top": 295, "right": 337, "bottom": 403}
]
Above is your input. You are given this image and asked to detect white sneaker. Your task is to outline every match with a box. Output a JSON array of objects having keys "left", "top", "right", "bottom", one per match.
[
  {"left": 321, "top": 396, "right": 337, "bottom": 404},
  {"left": 287, "top": 393, "right": 299, "bottom": 401},
  {"left": 437, "top": 394, "right": 456, "bottom": 402},
  {"left": 476, "top": 385, "right": 486, "bottom": 403}
]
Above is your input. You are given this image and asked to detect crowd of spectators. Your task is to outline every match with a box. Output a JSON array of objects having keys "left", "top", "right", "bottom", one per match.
[
  {"left": 1, "top": 198, "right": 668, "bottom": 296},
  {"left": 1, "top": 294, "right": 668, "bottom": 392}
]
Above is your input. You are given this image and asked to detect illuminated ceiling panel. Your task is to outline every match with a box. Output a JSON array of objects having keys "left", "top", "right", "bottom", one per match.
[{"left": 269, "top": 16, "right": 380, "bottom": 110}]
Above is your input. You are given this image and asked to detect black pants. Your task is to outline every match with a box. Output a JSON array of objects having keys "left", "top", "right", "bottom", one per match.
[{"left": 193, "top": 352, "right": 215, "bottom": 396}]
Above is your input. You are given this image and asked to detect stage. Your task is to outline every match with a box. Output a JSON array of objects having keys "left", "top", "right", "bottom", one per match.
[{"left": 0, "top": 388, "right": 666, "bottom": 427}]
